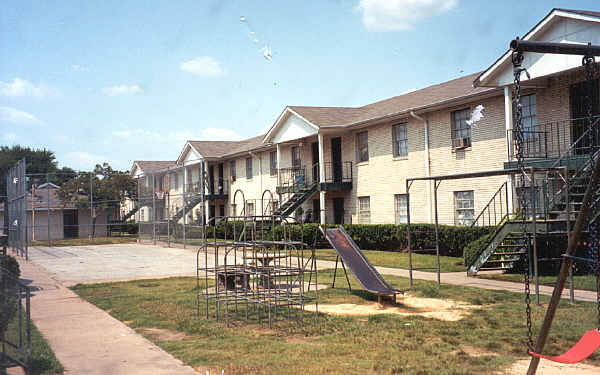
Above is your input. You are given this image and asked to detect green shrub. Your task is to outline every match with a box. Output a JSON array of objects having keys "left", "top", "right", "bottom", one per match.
[
  {"left": 1, "top": 254, "right": 20, "bottom": 280},
  {"left": 208, "top": 221, "right": 491, "bottom": 257},
  {"left": 463, "top": 233, "right": 493, "bottom": 268}
]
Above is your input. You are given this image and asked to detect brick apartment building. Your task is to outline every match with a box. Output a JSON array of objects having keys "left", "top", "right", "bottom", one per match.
[{"left": 129, "top": 8, "right": 600, "bottom": 228}]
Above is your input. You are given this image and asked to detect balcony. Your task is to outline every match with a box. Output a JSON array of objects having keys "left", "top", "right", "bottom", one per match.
[
  {"left": 506, "top": 115, "right": 600, "bottom": 169},
  {"left": 276, "top": 161, "right": 353, "bottom": 193},
  {"left": 186, "top": 178, "right": 229, "bottom": 200}
]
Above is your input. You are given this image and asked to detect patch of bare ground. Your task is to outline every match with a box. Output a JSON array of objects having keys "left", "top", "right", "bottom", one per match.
[
  {"left": 285, "top": 335, "right": 322, "bottom": 345},
  {"left": 304, "top": 293, "right": 481, "bottom": 321},
  {"left": 459, "top": 345, "right": 499, "bottom": 357},
  {"left": 504, "top": 359, "right": 600, "bottom": 375},
  {"left": 139, "top": 327, "right": 186, "bottom": 341}
]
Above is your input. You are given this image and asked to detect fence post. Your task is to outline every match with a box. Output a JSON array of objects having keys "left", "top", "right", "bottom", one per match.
[
  {"left": 152, "top": 174, "right": 156, "bottom": 245},
  {"left": 89, "top": 173, "right": 94, "bottom": 240},
  {"left": 47, "top": 173, "right": 51, "bottom": 247}
]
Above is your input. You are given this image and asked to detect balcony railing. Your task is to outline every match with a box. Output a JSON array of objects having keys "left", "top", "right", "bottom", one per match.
[
  {"left": 509, "top": 115, "right": 600, "bottom": 160},
  {"left": 277, "top": 161, "right": 353, "bottom": 190},
  {"left": 323, "top": 161, "right": 353, "bottom": 184},
  {"left": 186, "top": 178, "right": 229, "bottom": 196}
]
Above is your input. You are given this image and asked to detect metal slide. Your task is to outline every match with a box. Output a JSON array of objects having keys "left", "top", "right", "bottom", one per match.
[{"left": 320, "top": 226, "right": 403, "bottom": 296}]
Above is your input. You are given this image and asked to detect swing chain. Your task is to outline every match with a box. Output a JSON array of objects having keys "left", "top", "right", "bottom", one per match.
[
  {"left": 512, "top": 49, "right": 535, "bottom": 351},
  {"left": 583, "top": 54, "right": 600, "bottom": 329}
]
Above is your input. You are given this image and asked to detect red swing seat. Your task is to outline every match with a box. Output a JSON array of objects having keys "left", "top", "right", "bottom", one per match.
[{"left": 529, "top": 329, "right": 600, "bottom": 364}]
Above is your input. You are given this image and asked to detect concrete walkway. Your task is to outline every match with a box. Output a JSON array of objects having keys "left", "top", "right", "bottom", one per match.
[
  {"left": 18, "top": 259, "right": 199, "bottom": 375},
  {"left": 14, "top": 243, "right": 597, "bottom": 375},
  {"left": 315, "top": 259, "right": 598, "bottom": 302}
]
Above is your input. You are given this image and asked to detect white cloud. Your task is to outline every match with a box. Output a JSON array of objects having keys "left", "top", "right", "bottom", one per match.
[
  {"left": 102, "top": 84, "right": 143, "bottom": 96},
  {"left": 71, "top": 64, "right": 90, "bottom": 72},
  {"left": 111, "top": 127, "right": 243, "bottom": 146},
  {"left": 180, "top": 56, "right": 226, "bottom": 77},
  {"left": 356, "top": 0, "right": 458, "bottom": 31},
  {"left": 62, "top": 151, "right": 117, "bottom": 170},
  {"left": 3, "top": 132, "right": 17, "bottom": 143},
  {"left": 200, "top": 127, "right": 243, "bottom": 140},
  {"left": 0, "top": 106, "right": 43, "bottom": 125},
  {"left": 0, "top": 78, "right": 55, "bottom": 98}
]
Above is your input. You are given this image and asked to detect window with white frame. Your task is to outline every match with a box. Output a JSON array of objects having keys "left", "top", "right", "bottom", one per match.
[
  {"left": 394, "top": 194, "right": 408, "bottom": 224},
  {"left": 358, "top": 196, "right": 370, "bottom": 224},
  {"left": 454, "top": 191, "right": 475, "bottom": 226},
  {"left": 392, "top": 123, "right": 408, "bottom": 158},
  {"left": 291, "top": 146, "right": 301, "bottom": 168},
  {"left": 451, "top": 108, "right": 471, "bottom": 149},
  {"left": 270, "top": 150, "right": 277, "bottom": 176},
  {"left": 230, "top": 160, "right": 236, "bottom": 181},
  {"left": 521, "top": 94, "right": 537, "bottom": 138},
  {"left": 356, "top": 131, "right": 369, "bottom": 162},
  {"left": 246, "top": 157, "right": 253, "bottom": 179}
]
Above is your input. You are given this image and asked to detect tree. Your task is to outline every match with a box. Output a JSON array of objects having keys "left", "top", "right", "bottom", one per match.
[{"left": 56, "top": 163, "right": 137, "bottom": 237}]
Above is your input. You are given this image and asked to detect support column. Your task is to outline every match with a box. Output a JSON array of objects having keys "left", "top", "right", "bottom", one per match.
[
  {"left": 318, "top": 133, "right": 326, "bottom": 225},
  {"left": 504, "top": 86, "right": 515, "bottom": 214},
  {"left": 182, "top": 163, "right": 187, "bottom": 249}
]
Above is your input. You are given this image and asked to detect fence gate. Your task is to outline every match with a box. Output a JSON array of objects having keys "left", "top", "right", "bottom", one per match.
[{"left": 7, "top": 159, "right": 27, "bottom": 259}]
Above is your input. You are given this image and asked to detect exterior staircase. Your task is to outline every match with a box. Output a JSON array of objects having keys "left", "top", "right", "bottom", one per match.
[
  {"left": 467, "top": 119, "right": 600, "bottom": 275},
  {"left": 121, "top": 205, "right": 140, "bottom": 222},
  {"left": 274, "top": 183, "right": 318, "bottom": 218},
  {"left": 172, "top": 194, "right": 204, "bottom": 223}
]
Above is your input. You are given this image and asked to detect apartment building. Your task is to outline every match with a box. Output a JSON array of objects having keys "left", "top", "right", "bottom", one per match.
[{"left": 130, "top": 8, "right": 600, "bottom": 228}]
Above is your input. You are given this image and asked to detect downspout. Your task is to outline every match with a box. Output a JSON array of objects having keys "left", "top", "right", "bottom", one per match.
[{"left": 410, "top": 111, "right": 432, "bottom": 223}]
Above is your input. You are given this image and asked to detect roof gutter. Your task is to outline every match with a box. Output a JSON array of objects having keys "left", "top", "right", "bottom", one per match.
[{"left": 409, "top": 111, "right": 433, "bottom": 223}]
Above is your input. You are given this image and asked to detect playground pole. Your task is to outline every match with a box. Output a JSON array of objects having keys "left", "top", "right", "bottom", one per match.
[{"left": 527, "top": 154, "right": 600, "bottom": 375}]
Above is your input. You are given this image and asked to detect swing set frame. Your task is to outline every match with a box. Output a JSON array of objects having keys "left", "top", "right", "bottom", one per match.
[{"left": 509, "top": 38, "right": 600, "bottom": 375}]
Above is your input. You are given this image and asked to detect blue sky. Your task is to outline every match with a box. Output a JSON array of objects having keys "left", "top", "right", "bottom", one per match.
[{"left": 1, "top": 1, "right": 598, "bottom": 171}]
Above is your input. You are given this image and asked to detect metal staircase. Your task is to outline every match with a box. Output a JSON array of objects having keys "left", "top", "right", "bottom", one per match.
[
  {"left": 121, "top": 205, "right": 140, "bottom": 222},
  {"left": 273, "top": 183, "right": 318, "bottom": 218},
  {"left": 468, "top": 119, "right": 600, "bottom": 275}
]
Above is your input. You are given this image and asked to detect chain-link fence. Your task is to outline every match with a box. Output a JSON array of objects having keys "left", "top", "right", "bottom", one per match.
[{"left": 6, "top": 159, "right": 27, "bottom": 259}]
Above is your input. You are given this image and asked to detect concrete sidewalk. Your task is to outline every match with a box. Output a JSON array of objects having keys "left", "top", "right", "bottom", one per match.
[
  {"left": 314, "top": 259, "right": 598, "bottom": 302},
  {"left": 18, "top": 259, "right": 199, "bottom": 375}
]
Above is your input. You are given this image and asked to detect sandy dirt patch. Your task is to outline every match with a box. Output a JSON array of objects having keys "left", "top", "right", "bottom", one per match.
[
  {"left": 304, "top": 294, "right": 480, "bottom": 321},
  {"left": 504, "top": 358, "right": 600, "bottom": 375},
  {"left": 139, "top": 327, "right": 186, "bottom": 341}
]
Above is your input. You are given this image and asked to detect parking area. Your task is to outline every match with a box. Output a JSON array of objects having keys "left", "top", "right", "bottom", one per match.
[{"left": 28, "top": 243, "right": 199, "bottom": 286}]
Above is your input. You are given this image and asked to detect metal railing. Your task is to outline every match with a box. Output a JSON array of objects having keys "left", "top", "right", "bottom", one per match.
[
  {"left": 508, "top": 115, "right": 600, "bottom": 159},
  {"left": 278, "top": 161, "right": 353, "bottom": 189},
  {"left": 470, "top": 181, "right": 510, "bottom": 228},
  {"left": 187, "top": 178, "right": 229, "bottom": 196},
  {"left": 323, "top": 161, "right": 353, "bottom": 184}
]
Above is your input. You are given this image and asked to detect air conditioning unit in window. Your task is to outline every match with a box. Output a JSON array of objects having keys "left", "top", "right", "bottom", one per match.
[{"left": 452, "top": 137, "right": 470, "bottom": 150}]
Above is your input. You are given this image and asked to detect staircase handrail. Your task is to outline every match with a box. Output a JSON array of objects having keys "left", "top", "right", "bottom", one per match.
[{"left": 470, "top": 181, "right": 510, "bottom": 228}]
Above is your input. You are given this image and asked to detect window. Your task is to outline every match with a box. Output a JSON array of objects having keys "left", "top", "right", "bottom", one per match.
[
  {"left": 392, "top": 123, "right": 408, "bottom": 157},
  {"left": 454, "top": 191, "right": 474, "bottom": 226},
  {"left": 246, "top": 202, "right": 255, "bottom": 217},
  {"left": 358, "top": 196, "right": 370, "bottom": 224},
  {"left": 451, "top": 108, "right": 471, "bottom": 148},
  {"left": 172, "top": 172, "right": 179, "bottom": 189},
  {"left": 291, "top": 146, "right": 301, "bottom": 168},
  {"left": 394, "top": 194, "right": 408, "bottom": 224},
  {"left": 246, "top": 157, "right": 253, "bottom": 179},
  {"left": 521, "top": 94, "right": 537, "bottom": 138},
  {"left": 230, "top": 160, "right": 236, "bottom": 181},
  {"left": 356, "top": 131, "right": 369, "bottom": 162},
  {"left": 270, "top": 150, "right": 277, "bottom": 176}
]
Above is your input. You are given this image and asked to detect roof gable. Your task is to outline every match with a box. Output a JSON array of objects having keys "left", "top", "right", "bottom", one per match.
[
  {"left": 476, "top": 8, "right": 600, "bottom": 87},
  {"left": 263, "top": 108, "right": 319, "bottom": 144}
]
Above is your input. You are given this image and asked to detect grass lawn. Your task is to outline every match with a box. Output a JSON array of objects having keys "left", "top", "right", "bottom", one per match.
[
  {"left": 477, "top": 273, "right": 598, "bottom": 292},
  {"left": 72, "top": 271, "right": 600, "bottom": 375},
  {"left": 314, "top": 248, "right": 466, "bottom": 273},
  {"left": 29, "top": 236, "right": 136, "bottom": 247},
  {"left": 5, "top": 311, "right": 64, "bottom": 374}
]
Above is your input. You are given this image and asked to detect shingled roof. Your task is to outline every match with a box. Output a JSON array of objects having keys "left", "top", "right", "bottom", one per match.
[
  {"left": 188, "top": 141, "right": 243, "bottom": 158},
  {"left": 133, "top": 161, "right": 176, "bottom": 174},
  {"left": 287, "top": 72, "right": 498, "bottom": 128}
]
